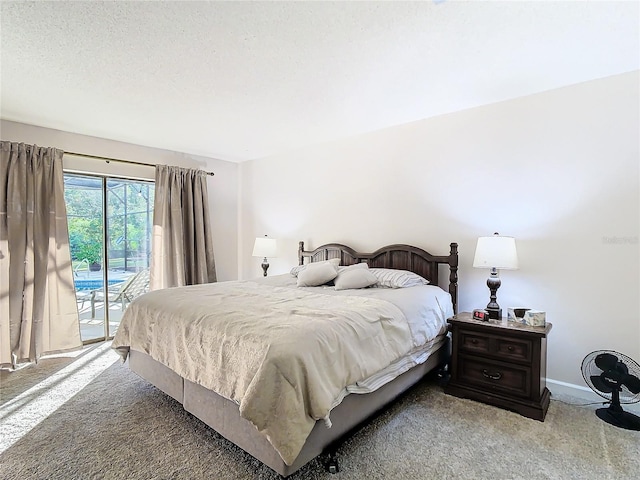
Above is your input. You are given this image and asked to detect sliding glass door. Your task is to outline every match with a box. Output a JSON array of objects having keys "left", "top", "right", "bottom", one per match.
[{"left": 64, "top": 174, "right": 155, "bottom": 343}]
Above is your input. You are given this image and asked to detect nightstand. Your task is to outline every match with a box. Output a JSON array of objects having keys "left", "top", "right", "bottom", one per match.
[{"left": 444, "top": 312, "right": 552, "bottom": 421}]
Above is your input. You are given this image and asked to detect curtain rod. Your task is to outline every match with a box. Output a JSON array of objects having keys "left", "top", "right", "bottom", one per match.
[{"left": 64, "top": 151, "right": 215, "bottom": 176}]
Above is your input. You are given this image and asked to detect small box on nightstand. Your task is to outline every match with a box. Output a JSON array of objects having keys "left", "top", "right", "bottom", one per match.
[{"left": 507, "top": 307, "right": 547, "bottom": 327}]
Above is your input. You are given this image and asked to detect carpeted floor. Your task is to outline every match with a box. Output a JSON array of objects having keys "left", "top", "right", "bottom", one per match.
[{"left": 1, "top": 344, "right": 638, "bottom": 480}]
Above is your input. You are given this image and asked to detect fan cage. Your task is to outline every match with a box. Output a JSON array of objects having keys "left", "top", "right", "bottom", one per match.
[{"left": 581, "top": 350, "right": 640, "bottom": 404}]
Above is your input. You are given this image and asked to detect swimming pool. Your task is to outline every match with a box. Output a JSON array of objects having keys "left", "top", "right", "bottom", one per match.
[{"left": 74, "top": 278, "right": 123, "bottom": 291}]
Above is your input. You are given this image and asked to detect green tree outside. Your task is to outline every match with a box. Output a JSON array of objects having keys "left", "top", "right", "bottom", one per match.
[{"left": 64, "top": 176, "right": 154, "bottom": 271}]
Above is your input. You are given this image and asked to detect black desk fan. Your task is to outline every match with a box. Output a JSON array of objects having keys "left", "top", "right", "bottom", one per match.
[{"left": 581, "top": 350, "right": 640, "bottom": 431}]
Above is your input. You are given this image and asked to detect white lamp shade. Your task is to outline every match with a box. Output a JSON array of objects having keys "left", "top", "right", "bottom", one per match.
[
  {"left": 252, "top": 237, "right": 277, "bottom": 258},
  {"left": 473, "top": 235, "right": 518, "bottom": 270}
]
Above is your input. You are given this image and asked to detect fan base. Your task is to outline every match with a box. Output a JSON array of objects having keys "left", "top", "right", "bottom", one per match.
[{"left": 596, "top": 407, "right": 640, "bottom": 431}]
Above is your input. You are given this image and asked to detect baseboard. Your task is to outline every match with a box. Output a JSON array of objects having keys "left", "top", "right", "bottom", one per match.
[{"left": 547, "top": 378, "right": 640, "bottom": 414}]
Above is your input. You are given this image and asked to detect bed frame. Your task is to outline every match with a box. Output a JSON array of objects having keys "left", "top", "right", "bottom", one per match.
[{"left": 128, "top": 241, "right": 458, "bottom": 477}]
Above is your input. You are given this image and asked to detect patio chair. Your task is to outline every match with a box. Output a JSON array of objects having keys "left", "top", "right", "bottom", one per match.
[
  {"left": 75, "top": 289, "right": 94, "bottom": 311},
  {"left": 90, "top": 269, "right": 150, "bottom": 319}
]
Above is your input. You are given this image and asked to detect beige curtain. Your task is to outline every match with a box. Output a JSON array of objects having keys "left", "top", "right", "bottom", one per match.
[
  {"left": 150, "top": 165, "right": 216, "bottom": 290},
  {"left": 0, "top": 142, "right": 82, "bottom": 368}
]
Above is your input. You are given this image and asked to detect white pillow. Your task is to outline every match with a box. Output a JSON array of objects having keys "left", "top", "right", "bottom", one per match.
[
  {"left": 369, "top": 268, "right": 430, "bottom": 288},
  {"left": 337, "top": 262, "right": 368, "bottom": 272},
  {"left": 334, "top": 264, "right": 378, "bottom": 290},
  {"left": 290, "top": 258, "right": 340, "bottom": 277},
  {"left": 297, "top": 261, "right": 339, "bottom": 287}
]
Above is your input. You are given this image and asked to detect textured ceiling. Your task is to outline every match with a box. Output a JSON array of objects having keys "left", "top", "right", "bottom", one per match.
[{"left": 1, "top": 1, "right": 638, "bottom": 162}]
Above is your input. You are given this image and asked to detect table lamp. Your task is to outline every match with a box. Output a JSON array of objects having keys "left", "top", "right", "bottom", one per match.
[
  {"left": 473, "top": 232, "right": 518, "bottom": 320},
  {"left": 252, "top": 235, "right": 277, "bottom": 276}
]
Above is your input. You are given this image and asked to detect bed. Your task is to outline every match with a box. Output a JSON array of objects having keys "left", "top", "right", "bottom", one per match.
[{"left": 112, "top": 241, "right": 458, "bottom": 477}]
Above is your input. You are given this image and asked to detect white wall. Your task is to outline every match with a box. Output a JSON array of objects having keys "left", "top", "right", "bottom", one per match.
[
  {"left": 1, "top": 120, "right": 239, "bottom": 281},
  {"left": 239, "top": 71, "right": 640, "bottom": 388}
]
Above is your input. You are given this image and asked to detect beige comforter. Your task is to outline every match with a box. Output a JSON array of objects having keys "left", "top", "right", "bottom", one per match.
[{"left": 112, "top": 280, "right": 415, "bottom": 465}]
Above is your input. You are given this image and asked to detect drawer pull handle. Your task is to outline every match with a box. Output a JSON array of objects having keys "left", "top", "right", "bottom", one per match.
[
  {"left": 482, "top": 369, "right": 502, "bottom": 381},
  {"left": 471, "top": 339, "right": 478, "bottom": 344},
  {"left": 507, "top": 346, "right": 514, "bottom": 351}
]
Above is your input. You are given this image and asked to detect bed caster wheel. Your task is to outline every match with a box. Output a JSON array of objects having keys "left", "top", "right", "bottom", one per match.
[
  {"left": 323, "top": 453, "right": 339, "bottom": 474},
  {"left": 437, "top": 370, "right": 451, "bottom": 386},
  {"left": 436, "top": 364, "right": 450, "bottom": 386}
]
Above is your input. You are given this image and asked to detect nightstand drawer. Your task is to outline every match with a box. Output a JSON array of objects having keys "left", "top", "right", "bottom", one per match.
[
  {"left": 495, "top": 337, "right": 532, "bottom": 363},
  {"left": 459, "top": 330, "right": 490, "bottom": 355},
  {"left": 457, "top": 355, "right": 531, "bottom": 398},
  {"left": 458, "top": 329, "right": 533, "bottom": 364}
]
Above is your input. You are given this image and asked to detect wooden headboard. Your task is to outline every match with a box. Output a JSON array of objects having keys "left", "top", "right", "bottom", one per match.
[{"left": 298, "top": 241, "right": 459, "bottom": 313}]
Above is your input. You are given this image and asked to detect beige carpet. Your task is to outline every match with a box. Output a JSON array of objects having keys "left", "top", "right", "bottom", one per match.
[{"left": 1, "top": 344, "right": 638, "bottom": 480}]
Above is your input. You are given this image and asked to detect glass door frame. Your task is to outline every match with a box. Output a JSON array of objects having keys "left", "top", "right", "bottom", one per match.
[
  {"left": 100, "top": 175, "right": 109, "bottom": 343},
  {"left": 64, "top": 170, "right": 154, "bottom": 345}
]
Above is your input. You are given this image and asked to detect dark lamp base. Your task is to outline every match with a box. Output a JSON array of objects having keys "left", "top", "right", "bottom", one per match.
[{"left": 485, "top": 269, "right": 502, "bottom": 320}]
